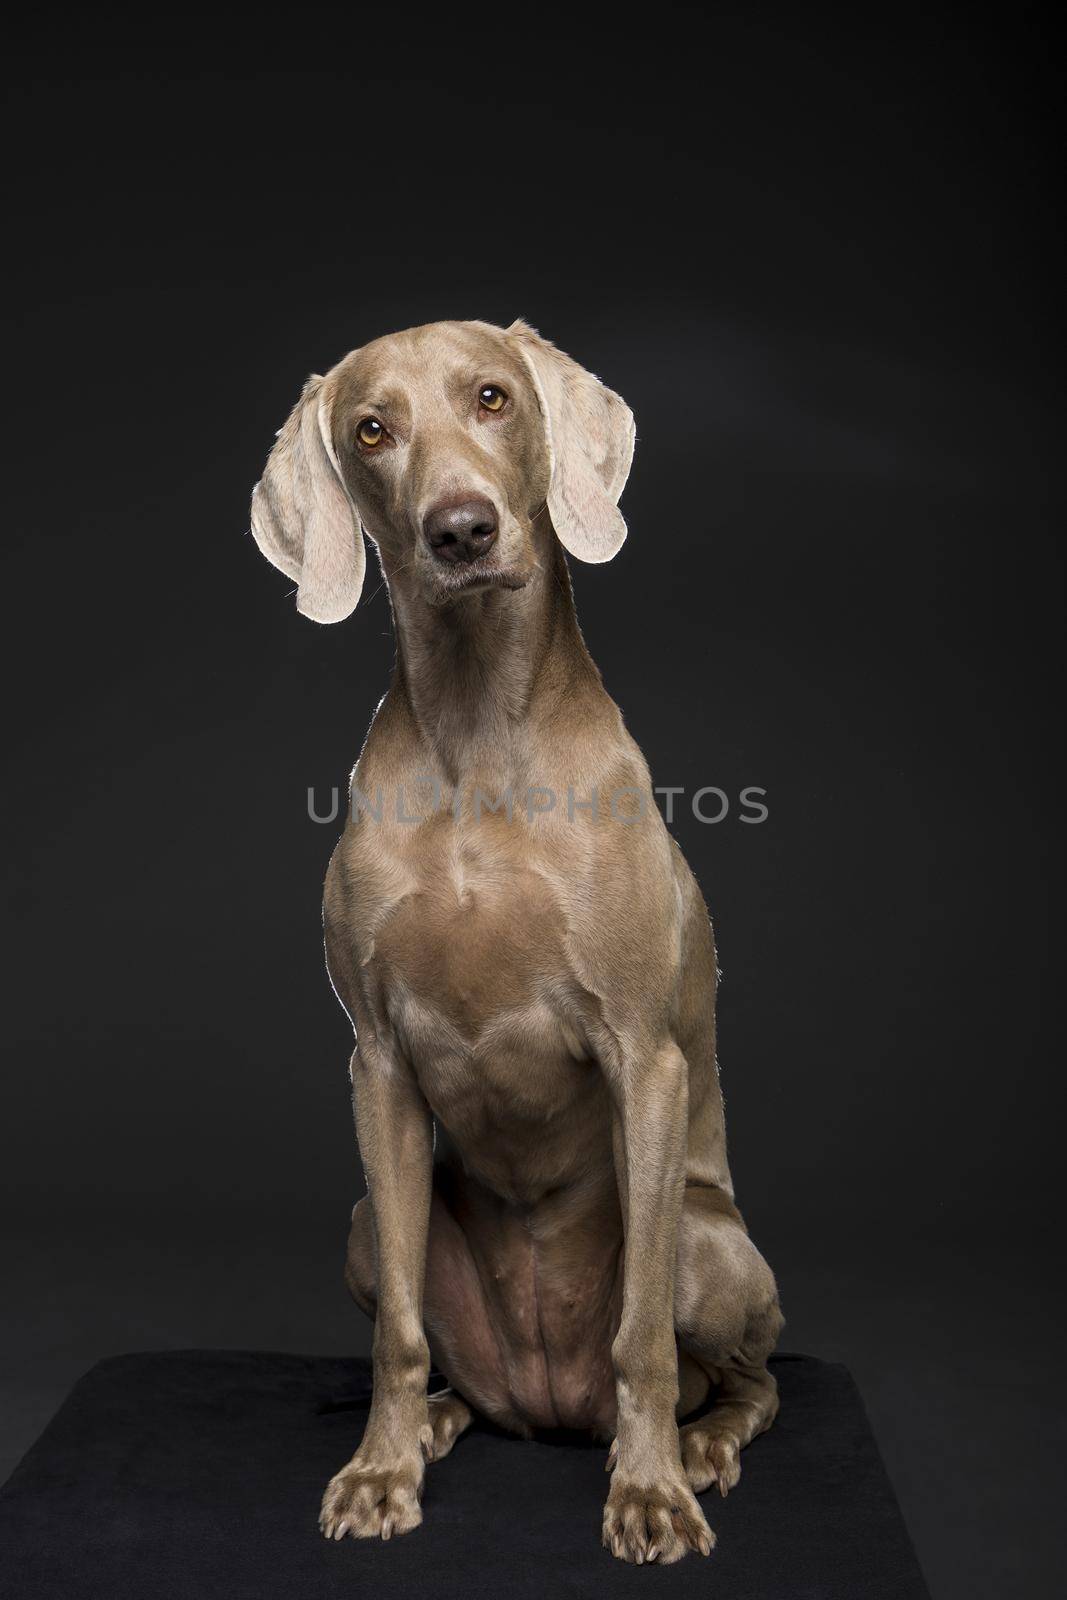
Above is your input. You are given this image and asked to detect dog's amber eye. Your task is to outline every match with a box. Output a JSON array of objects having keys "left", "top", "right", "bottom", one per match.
[
  {"left": 357, "top": 417, "right": 385, "bottom": 448},
  {"left": 478, "top": 385, "right": 507, "bottom": 413}
]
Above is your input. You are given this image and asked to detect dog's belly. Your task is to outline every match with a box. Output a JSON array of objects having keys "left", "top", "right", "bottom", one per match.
[
  {"left": 428, "top": 1156, "right": 624, "bottom": 1433},
  {"left": 402, "top": 1004, "right": 621, "bottom": 1428}
]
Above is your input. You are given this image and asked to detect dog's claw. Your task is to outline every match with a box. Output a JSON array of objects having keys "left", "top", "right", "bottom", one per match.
[
  {"left": 320, "top": 1456, "right": 424, "bottom": 1543},
  {"left": 680, "top": 1422, "right": 744, "bottom": 1498},
  {"left": 605, "top": 1475, "right": 715, "bottom": 1565}
]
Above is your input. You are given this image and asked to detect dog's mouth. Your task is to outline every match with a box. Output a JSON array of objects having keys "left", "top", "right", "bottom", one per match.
[{"left": 425, "top": 561, "right": 530, "bottom": 605}]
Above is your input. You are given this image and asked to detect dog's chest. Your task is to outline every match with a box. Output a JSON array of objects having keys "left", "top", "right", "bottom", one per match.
[
  {"left": 360, "top": 815, "right": 605, "bottom": 1187},
  {"left": 373, "top": 829, "right": 572, "bottom": 1045}
]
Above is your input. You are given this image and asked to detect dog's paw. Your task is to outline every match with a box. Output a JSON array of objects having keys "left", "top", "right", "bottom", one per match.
[
  {"left": 602, "top": 1473, "right": 715, "bottom": 1565},
  {"left": 423, "top": 1389, "right": 473, "bottom": 1462},
  {"left": 680, "top": 1420, "right": 743, "bottom": 1497},
  {"left": 319, "top": 1451, "right": 424, "bottom": 1542}
]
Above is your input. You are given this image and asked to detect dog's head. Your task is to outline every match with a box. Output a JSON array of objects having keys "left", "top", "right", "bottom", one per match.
[{"left": 250, "top": 320, "right": 635, "bottom": 621}]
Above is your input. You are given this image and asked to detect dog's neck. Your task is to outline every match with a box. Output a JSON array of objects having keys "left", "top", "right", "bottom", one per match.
[{"left": 383, "top": 533, "right": 601, "bottom": 788}]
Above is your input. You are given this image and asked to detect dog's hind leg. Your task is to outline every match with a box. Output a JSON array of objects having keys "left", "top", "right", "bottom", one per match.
[{"left": 673, "top": 1184, "right": 784, "bottom": 1496}]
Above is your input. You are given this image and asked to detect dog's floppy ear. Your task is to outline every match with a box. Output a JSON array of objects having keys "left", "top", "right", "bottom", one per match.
[
  {"left": 507, "top": 320, "right": 635, "bottom": 563},
  {"left": 250, "top": 374, "right": 366, "bottom": 623}
]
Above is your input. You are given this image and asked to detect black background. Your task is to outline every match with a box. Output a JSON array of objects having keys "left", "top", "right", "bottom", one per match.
[{"left": 2, "top": 12, "right": 1061, "bottom": 1598}]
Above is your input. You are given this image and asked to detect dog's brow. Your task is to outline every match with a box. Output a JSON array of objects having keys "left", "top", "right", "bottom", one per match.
[
  {"left": 448, "top": 361, "right": 507, "bottom": 393},
  {"left": 354, "top": 391, "right": 408, "bottom": 422}
]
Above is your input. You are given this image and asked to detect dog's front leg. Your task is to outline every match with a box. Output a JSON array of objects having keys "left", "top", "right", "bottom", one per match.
[
  {"left": 603, "top": 1039, "right": 715, "bottom": 1565},
  {"left": 320, "top": 1036, "right": 435, "bottom": 1543}
]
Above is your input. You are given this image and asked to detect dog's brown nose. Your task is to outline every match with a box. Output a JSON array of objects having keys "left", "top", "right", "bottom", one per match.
[{"left": 423, "top": 497, "right": 498, "bottom": 563}]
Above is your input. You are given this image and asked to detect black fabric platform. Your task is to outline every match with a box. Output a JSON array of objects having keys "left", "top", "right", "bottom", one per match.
[{"left": 0, "top": 1350, "right": 929, "bottom": 1599}]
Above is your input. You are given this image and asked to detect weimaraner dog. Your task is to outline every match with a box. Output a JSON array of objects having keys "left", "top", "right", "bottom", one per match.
[{"left": 250, "top": 319, "right": 783, "bottom": 1565}]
